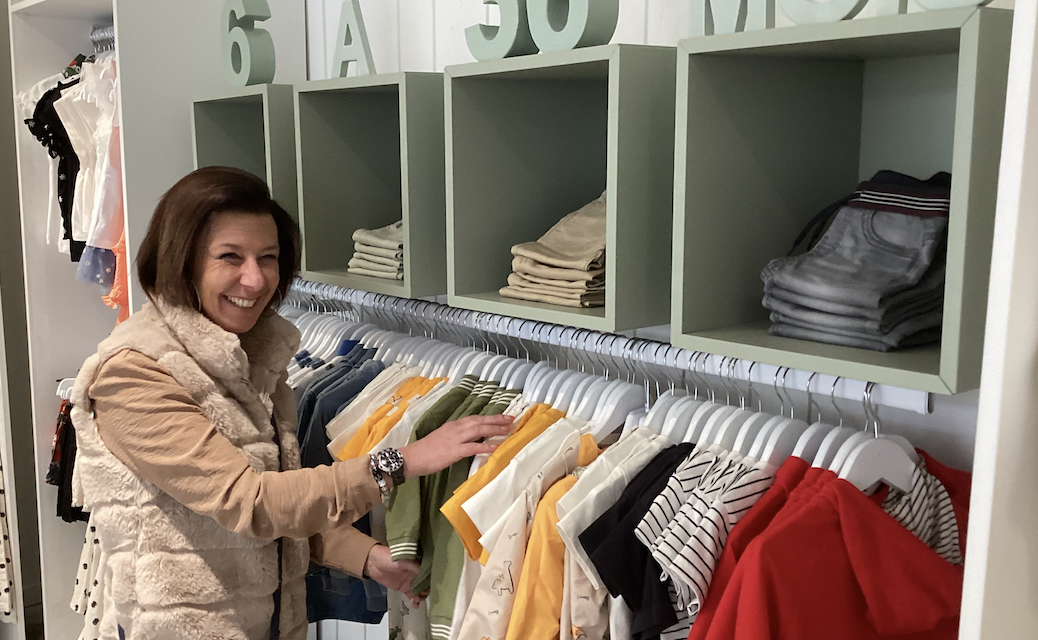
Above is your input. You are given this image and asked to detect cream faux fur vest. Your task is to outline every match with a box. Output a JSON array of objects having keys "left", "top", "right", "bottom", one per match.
[{"left": 71, "top": 300, "right": 310, "bottom": 640}]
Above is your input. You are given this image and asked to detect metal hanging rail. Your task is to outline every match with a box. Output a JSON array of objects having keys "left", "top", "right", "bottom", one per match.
[{"left": 289, "top": 278, "right": 933, "bottom": 416}]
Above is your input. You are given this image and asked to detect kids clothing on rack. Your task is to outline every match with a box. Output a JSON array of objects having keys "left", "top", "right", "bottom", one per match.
[
  {"left": 25, "top": 79, "right": 86, "bottom": 261},
  {"left": 688, "top": 452, "right": 969, "bottom": 640}
]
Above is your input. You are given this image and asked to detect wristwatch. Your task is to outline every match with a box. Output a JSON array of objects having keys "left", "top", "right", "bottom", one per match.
[{"left": 370, "top": 448, "right": 406, "bottom": 503}]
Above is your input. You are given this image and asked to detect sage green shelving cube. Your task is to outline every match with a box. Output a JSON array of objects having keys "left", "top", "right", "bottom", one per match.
[
  {"left": 446, "top": 44, "right": 676, "bottom": 332},
  {"left": 294, "top": 73, "right": 446, "bottom": 298},
  {"left": 192, "top": 84, "right": 298, "bottom": 217},
  {"left": 671, "top": 7, "right": 1012, "bottom": 394}
]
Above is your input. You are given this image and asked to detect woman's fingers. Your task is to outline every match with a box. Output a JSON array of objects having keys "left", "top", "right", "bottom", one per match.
[{"left": 400, "top": 415, "right": 515, "bottom": 478}]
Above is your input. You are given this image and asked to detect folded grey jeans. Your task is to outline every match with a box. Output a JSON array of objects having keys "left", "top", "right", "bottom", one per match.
[
  {"left": 763, "top": 289, "right": 944, "bottom": 335},
  {"left": 770, "top": 322, "right": 942, "bottom": 352},
  {"left": 761, "top": 207, "right": 947, "bottom": 308},
  {"left": 769, "top": 307, "right": 943, "bottom": 345}
]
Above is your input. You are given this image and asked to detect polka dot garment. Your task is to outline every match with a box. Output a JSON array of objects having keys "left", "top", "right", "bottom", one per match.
[
  {"left": 70, "top": 515, "right": 104, "bottom": 640},
  {"left": 0, "top": 457, "right": 16, "bottom": 623}
]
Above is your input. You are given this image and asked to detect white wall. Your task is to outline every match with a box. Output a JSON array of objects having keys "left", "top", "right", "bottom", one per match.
[{"left": 306, "top": 0, "right": 1014, "bottom": 78}]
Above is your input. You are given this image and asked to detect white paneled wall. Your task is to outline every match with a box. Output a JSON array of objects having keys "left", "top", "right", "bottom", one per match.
[
  {"left": 301, "top": 1, "right": 1013, "bottom": 638},
  {"left": 306, "top": 0, "right": 1015, "bottom": 79}
]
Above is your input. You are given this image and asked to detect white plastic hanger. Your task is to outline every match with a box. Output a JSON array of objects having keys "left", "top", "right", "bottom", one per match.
[
  {"left": 680, "top": 400, "right": 722, "bottom": 443},
  {"left": 791, "top": 374, "right": 841, "bottom": 461},
  {"left": 543, "top": 368, "right": 580, "bottom": 405},
  {"left": 659, "top": 396, "right": 702, "bottom": 441},
  {"left": 837, "top": 383, "right": 918, "bottom": 492},
  {"left": 644, "top": 388, "right": 689, "bottom": 434},
  {"left": 707, "top": 360, "right": 759, "bottom": 451},
  {"left": 573, "top": 378, "right": 613, "bottom": 421},
  {"left": 554, "top": 372, "right": 590, "bottom": 410},
  {"left": 565, "top": 375, "right": 600, "bottom": 414},
  {"left": 590, "top": 381, "right": 643, "bottom": 442},
  {"left": 56, "top": 378, "right": 76, "bottom": 400}
]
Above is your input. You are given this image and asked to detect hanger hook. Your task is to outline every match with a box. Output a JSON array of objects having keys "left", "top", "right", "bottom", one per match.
[
  {"left": 863, "top": 381, "right": 881, "bottom": 437},
  {"left": 745, "top": 361, "right": 759, "bottom": 412},
  {"left": 829, "top": 376, "right": 845, "bottom": 427},
  {"left": 805, "top": 371, "right": 820, "bottom": 424}
]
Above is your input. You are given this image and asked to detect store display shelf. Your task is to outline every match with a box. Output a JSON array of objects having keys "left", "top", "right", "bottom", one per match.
[
  {"left": 10, "top": 0, "right": 110, "bottom": 19},
  {"left": 301, "top": 269, "right": 407, "bottom": 298},
  {"left": 671, "top": 7, "right": 1012, "bottom": 394},
  {"left": 675, "top": 321, "right": 945, "bottom": 393},
  {"left": 295, "top": 72, "right": 446, "bottom": 299},
  {"left": 451, "top": 291, "right": 610, "bottom": 331},
  {"left": 446, "top": 44, "right": 676, "bottom": 333},
  {"left": 192, "top": 84, "right": 298, "bottom": 217}
]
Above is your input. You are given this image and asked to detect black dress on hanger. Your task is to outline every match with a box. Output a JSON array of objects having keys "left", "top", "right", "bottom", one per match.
[{"left": 25, "top": 79, "right": 87, "bottom": 262}]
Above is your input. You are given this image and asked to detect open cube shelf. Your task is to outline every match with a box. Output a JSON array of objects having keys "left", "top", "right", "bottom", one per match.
[
  {"left": 671, "top": 7, "right": 1012, "bottom": 394},
  {"left": 294, "top": 72, "right": 445, "bottom": 298},
  {"left": 192, "top": 84, "right": 298, "bottom": 217},
  {"left": 446, "top": 44, "right": 676, "bottom": 332}
]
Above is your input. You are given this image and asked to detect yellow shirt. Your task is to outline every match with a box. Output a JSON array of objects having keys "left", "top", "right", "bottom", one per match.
[
  {"left": 505, "top": 435, "right": 602, "bottom": 640},
  {"left": 355, "top": 377, "right": 444, "bottom": 456},
  {"left": 442, "top": 404, "right": 565, "bottom": 561},
  {"left": 334, "top": 377, "right": 442, "bottom": 460}
]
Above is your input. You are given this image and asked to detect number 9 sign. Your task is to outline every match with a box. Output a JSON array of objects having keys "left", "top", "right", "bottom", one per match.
[
  {"left": 222, "top": 0, "right": 276, "bottom": 87},
  {"left": 466, "top": 0, "right": 619, "bottom": 61}
]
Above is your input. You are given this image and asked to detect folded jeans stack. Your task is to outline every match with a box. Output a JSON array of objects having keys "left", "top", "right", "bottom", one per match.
[
  {"left": 499, "top": 191, "right": 607, "bottom": 308},
  {"left": 760, "top": 171, "right": 950, "bottom": 352},
  {"left": 349, "top": 221, "right": 404, "bottom": 281}
]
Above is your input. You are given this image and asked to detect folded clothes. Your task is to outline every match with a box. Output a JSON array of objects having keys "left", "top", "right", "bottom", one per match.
[
  {"left": 770, "top": 322, "right": 941, "bottom": 352},
  {"left": 499, "top": 285, "right": 605, "bottom": 308},
  {"left": 348, "top": 267, "right": 404, "bottom": 281},
  {"left": 761, "top": 206, "right": 947, "bottom": 308},
  {"left": 507, "top": 272, "right": 604, "bottom": 294},
  {"left": 512, "top": 256, "right": 605, "bottom": 283},
  {"left": 505, "top": 274, "right": 605, "bottom": 300},
  {"left": 763, "top": 289, "right": 944, "bottom": 336},
  {"left": 349, "top": 256, "right": 403, "bottom": 275},
  {"left": 769, "top": 308, "right": 943, "bottom": 347},
  {"left": 511, "top": 191, "right": 607, "bottom": 272},
  {"left": 763, "top": 261, "right": 944, "bottom": 325},
  {"left": 355, "top": 242, "right": 403, "bottom": 261},
  {"left": 352, "top": 221, "right": 403, "bottom": 251},
  {"left": 352, "top": 250, "right": 403, "bottom": 269}
]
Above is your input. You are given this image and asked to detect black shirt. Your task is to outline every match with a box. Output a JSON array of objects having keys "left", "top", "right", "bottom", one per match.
[{"left": 580, "top": 443, "right": 695, "bottom": 640}]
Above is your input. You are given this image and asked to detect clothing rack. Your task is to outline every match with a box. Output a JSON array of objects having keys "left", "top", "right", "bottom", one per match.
[{"left": 289, "top": 279, "right": 932, "bottom": 416}]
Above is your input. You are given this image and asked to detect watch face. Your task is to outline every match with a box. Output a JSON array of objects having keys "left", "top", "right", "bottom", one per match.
[{"left": 379, "top": 449, "right": 403, "bottom": 472}]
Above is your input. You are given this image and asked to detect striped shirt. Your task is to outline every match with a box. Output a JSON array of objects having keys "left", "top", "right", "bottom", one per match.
[
  {"left": 881, "top": 456, "right": 962, "bottom": 565},
  {"left": 653, "top": 454, "right": 777, "bottom": 616}
]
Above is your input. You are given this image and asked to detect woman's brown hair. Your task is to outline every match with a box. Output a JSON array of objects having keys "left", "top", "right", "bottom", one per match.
[{"left": 136, "top": 166, "right": 300, "bottom": 312}]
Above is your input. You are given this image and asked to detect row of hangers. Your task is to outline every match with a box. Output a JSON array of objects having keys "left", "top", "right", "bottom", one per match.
[
  {"left": 283, "top": 289, "right": 921, "bottom": 494},
  {"left": 282, "top": 300, "right": 646, "bottom": 441}
]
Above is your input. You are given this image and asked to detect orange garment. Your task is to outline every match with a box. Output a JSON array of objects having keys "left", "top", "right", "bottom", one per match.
[
  {"left": 442, "top": 404, "right": 566, "bottom": 562},
  {"left": 504, "top": 435, "right": 602, "bottom": 640},
  {"left": 334, "top": 377, "right": 439, "bottom": 460},
  {"left": 102, "top": 231, "right": 129, "bottom": 324},
  {"left": 355, "top": 377, "right": 443, "bottom": 455}
]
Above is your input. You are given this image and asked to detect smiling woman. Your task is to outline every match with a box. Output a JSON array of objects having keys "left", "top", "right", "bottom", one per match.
[
  {"left": 68, "top": 167, "right": 513, "bottom": 639},
  {"left": 136, "top": 167, "right": 300, "bottom": 329}
]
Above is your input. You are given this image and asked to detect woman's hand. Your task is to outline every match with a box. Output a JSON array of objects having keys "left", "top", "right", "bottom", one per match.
[
  {"left": 399, "top": 414, "right": 513, "bottom": 479},
  {"left": 363, "top": 544, "right": 424, "bottom": 608}
]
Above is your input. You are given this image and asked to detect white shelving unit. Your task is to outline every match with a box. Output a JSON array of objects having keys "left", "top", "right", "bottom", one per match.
[{"left": 5, "top": 0, "right": 306, "bottom": 636}]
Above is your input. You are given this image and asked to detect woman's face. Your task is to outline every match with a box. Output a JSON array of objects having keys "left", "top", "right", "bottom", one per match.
[{"left": 195, "top": 211, "right": 280, "bottom": 334}]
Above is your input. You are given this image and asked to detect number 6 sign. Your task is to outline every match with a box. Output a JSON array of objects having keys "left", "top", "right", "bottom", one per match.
[
  {"left": 222, "top": 0, "right": 276, "bottom": 86},
  {"left": 465, "top": 0, "right": 619, "bottom": 61}
]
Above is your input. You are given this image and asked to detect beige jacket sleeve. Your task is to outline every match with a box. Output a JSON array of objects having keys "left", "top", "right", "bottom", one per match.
[{"left": 90, "top": 349, "right": 380, "bottom": 577}]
